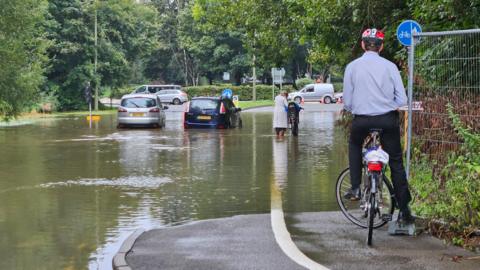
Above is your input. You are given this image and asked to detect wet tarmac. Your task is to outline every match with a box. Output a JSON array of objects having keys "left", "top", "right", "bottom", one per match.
[{"left": 126, "top": 212, "right": 479, "bottom": 270}]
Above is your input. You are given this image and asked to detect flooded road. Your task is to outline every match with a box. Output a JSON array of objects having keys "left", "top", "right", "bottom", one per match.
[{"left": 0, "top": 105, "right": 347, "bottom": 269}]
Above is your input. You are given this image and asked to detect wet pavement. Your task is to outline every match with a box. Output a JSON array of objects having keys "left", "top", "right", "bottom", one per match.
[
  {"left": 126, "top": 212, "right": 479, "bottom": 270},
  {"left": 126, "top": 215, "right": 306, "bottom": 270}
]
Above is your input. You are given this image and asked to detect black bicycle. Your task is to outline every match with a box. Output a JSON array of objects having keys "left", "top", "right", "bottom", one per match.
[
  {"left": 335, "top": 129, "right": 396, "bottom": 245},
  {"left": 287, "top": 102, "right": 299, "bottom": 136}
]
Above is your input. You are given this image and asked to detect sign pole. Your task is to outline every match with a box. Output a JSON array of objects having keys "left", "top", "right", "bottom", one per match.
[
  {"left": 89, "top": 102, "right": 92, "bottom": 128},
  {"left": 272, "top": 79, "right": 275, "bottom": 100},
  {"left": 406, "top": 35, "right": 415, "bottom": 178}
]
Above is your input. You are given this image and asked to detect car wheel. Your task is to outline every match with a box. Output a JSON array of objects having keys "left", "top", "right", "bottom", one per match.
[
  {"left": 294, "top": 97, "right": 302, "bottom": 104},
  {"left": 323, "top": 96, "right": 332, "bottom": 104},
  {"left": 173, "top": 98, "right": 181, "bottom": 105}
]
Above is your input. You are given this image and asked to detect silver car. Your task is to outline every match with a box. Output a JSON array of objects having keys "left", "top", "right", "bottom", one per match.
[
  {"left": 117, "top": 94, "right": 167, "bottom": 128},
  {"left": 133, "top": 84, "right": 182, "bottom": 94},
  {"left": 156, "top": 89, "right": 188, "bottom": 105}
]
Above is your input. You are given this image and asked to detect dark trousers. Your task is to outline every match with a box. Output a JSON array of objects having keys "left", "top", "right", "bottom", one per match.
[{"left": 348, "top": 111, "right": 411, "bottom": 211}]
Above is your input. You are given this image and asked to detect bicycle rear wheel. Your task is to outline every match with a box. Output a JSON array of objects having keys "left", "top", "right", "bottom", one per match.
[
  {"left": 292, "top": 120, "right": 298, "bottom": 136},
  {"left": 367, "top": 192, "right": 375, "bottom": 245},
  {"left": 336, "top": 167, "right": 395, "bottom": 229}
]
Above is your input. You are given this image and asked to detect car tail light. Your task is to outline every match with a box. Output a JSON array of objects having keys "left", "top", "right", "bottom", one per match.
[
  {"left": 149, "top": 108, "right": 160, "bottom": 112},
  {"left": 217, "top": 124, "right": 225, "bottom": 129},
  {"left": 118, "top": 107, "right": 127, "bottom": 112},
  {"left": 219, "top": 103, "right": 226, "bottom": 114},
  {"left": 367, "top": 162, "right": 383, "bottom": 171}
]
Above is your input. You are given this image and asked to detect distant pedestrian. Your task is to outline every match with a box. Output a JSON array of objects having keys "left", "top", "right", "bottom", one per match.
[{"left": 273, "top": 91, "right": 288, "bottom": 138}]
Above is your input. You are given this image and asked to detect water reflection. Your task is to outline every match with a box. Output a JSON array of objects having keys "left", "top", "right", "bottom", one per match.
[
  {"left": 273, "top": 138, "right": 288, "bottom": 189},
  {"left": 117, "top": 130, "right": 159, "bottom": 174}
]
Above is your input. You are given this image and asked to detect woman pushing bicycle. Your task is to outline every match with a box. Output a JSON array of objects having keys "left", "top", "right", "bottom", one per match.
[{"left": 342, "top": 28, "right": 414, "bottom": 225}]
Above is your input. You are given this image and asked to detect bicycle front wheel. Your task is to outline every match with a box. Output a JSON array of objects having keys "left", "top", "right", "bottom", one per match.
[{"left": 336, "top": 167, "right": 395, "bottom": 229}]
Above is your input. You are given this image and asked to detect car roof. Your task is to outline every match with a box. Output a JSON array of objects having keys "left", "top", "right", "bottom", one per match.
[
  {"left": 143, "top": 84, "right": 181, "bottom": 87},
  {"left": 121, "top": 93, "right": 159, "bottom": 99},
  {"left": 191, "top": 96, "right": 220, "bottom": 100}
]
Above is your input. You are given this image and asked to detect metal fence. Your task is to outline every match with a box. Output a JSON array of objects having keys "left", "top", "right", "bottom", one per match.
[{"left": 406, "top": 29, "right": 480, "bottom": 178}]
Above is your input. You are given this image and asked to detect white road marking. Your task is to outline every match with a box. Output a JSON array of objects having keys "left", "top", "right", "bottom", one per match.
[{"left": 270, "top": 181, "right": 330, "bottom": 270}]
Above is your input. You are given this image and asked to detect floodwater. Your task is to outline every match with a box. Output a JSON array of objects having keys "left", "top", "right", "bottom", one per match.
[{"left": 0, "top": 106, "right": 347, "bottom": 269}]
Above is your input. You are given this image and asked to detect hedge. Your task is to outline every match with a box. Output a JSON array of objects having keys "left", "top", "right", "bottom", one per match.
[
  {"left": 295, "top": 78, "right": 314, "bottom": 89},
  {"left": 184, "top": 85, "right": 295, "bottom": 100}
]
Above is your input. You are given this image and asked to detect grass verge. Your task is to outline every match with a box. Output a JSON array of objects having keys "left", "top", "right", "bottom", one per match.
[{"left": 237, "top": 100, "right": 273, "bottom": 109}]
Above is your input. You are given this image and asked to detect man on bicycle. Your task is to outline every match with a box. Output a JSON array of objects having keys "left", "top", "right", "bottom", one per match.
[{"left": 342, "top": 28, "right": 414, "bottom": 224}]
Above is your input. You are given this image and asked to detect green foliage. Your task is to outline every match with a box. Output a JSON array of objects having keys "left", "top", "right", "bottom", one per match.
[
  {"left": 332, "top": 82, "right": 343, "bottom": 93},
  {"left": 410, "top": 104, "right": 480, "bottom": 231},
  {"left": 295, "top": 78, "right": 314, "bottom": 89},
  {"left": 184, "top": 85, "right": 285, "bottom": 100},
  {"left": 0, "top": 0, "right": 49, "bottom": 119},
  {"left": 45, "top": 0, "right": 159, "bottom": 111}
]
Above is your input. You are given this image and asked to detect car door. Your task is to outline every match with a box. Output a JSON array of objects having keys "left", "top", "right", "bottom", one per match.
[
  {"left": 156, "top": 90, "right": 167, "bottom": 103},
  {"left": 302, "top": 86, "right": 315, "bottom": 101},
  {"left": 165, "top": 90, "right": 175, "bottom": 103},
  {"left": 314, "top": 84, "right": 334, "bottom": 101}
]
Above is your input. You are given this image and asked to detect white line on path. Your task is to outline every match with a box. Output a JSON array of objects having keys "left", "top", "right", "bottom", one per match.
[{"left": 270, "top": 180, "right": 330, "bottom": 270}]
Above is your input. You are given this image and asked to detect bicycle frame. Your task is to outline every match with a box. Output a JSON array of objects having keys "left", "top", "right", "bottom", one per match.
[{"left": 360, "top": 130, "right": 388, "bottom": 245}]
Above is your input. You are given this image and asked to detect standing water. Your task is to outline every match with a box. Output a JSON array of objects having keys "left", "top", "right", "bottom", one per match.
[{"left": 0, "top": 106, "right": 347, "bottom": 269}]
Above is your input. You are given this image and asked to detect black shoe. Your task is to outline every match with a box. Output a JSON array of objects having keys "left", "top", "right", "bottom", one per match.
[
  {"left": 343, "top": 188, "right": 361, "bottom": 201},
  {"left": 398, "top": 208, "right": 415, "bottom": 224}
]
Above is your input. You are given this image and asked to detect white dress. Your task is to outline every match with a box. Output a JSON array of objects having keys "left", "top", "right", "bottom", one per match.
[{"left": 273, "top": 95, "right": 288, "bottom": 128}]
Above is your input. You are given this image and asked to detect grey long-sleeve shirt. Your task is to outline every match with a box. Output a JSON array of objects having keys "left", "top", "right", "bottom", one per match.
[{"left": 343, "top": 51, "right": 407, "bottom": 116}]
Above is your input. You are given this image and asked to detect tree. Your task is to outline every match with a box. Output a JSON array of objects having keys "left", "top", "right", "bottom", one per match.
[
  {"left": 45, "top": 0, "right": 159, "bottom": 110},
  {"left": 0, "top": 0, "right": 49, "bottom": 119}
]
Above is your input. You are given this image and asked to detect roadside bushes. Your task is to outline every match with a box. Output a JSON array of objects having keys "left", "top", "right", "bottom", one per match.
[
  {"left": 295, "top": 78, "right": 314, "bottom": 89},
  {"left": 332, "top": 82, "right": 343, "bottom": 92},
  {"left": 183, "top": 85, "right": 294, "bottom": 100},
  {"left": 410, "top": 104, "right": 480, "bottom": 246}
]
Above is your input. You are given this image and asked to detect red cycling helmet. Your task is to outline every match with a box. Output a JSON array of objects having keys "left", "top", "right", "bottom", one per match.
[{"left": 362, "top": 28, "right": 385, "bottom": 41}]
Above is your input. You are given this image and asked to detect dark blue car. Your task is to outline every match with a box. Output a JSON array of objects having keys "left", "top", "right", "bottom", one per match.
[{"left": 184, "top": 97, "right": 242, "bottom": 129}]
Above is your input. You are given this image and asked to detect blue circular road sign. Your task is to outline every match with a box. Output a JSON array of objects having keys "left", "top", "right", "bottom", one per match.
[
  {"left": 222, "top": 88, "right": 233, "bottom": 98},
  {"left": 396, "top": 20, "right": 422, "bottom": 46}
]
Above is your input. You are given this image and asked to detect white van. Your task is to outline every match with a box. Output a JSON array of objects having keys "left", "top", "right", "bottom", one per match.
[{"left": 288, "top": 83, "right": 335, "bottom": 104}]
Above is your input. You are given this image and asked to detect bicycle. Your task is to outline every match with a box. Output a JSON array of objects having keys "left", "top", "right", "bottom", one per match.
[
  {"left": 287, "top": 101, "right": 300, "bottom": 136},
  {"left": 335, "top": 129, "right": 396, "bottom": 245}
]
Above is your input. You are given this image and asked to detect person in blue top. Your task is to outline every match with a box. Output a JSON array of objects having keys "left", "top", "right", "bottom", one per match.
[
  {"left": 342, "top": 28, "right": 414, "bottom": 224},
  {"left": 220, "top": 89, "right": 237, "bottom": 128}
]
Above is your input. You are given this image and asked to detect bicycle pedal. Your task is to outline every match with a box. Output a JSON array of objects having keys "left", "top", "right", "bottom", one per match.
[{"left": 381, "top": 214, "right": 392, "bottom": 222}]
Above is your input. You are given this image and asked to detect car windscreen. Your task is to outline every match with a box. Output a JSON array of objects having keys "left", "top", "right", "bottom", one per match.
[
  {"left": 190, "top": 99, "right": 218, "bottom": 110},
  {"left": 134, "top": 86, "right": 146, "bottom": 93},
  {"left": 121, "top": 97, "right": 156, "bottom": 108}
]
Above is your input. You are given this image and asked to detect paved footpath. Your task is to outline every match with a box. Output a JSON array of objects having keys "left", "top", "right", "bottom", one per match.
[{"left": 122, "top": 212, "right": 479, "bottom": 270}]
